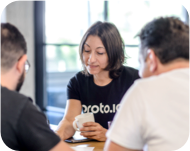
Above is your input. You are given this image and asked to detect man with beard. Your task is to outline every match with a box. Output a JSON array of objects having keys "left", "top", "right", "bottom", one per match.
[
  {"left": 1, "top": 23, "right": 73, "bottom": 151},
  {"left": 104, "top": 17, "right": 189, "bottom": 151}
]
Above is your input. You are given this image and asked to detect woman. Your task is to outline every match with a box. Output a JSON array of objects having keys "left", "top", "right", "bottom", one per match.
[{"left": 56, "top": 21, "right": 140, "bottom": 141}]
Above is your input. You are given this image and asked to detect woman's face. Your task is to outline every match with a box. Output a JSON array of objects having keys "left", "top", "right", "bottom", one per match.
[{"left": 83, "top": 35, "right": 109, "bottom": 75}]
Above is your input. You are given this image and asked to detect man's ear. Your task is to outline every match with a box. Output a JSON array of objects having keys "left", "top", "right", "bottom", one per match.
[
  {"left": 16, "top": 54, "right": 27, "bottom": 74},
  {"left": 147, "top": 49, "right": 158, "bottom": 73}
]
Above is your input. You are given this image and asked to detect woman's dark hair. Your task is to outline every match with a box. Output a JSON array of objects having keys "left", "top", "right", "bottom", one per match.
[
  {"left": 79, "top": 21, "right": 126, "bottom": 79},
  {"left": 138, "top": 17, "right": 189, "bottom": 64}
]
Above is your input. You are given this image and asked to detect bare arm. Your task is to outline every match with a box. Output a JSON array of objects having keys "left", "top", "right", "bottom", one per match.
[
  {"left": 55, "top": 99, "right": 82, "bottom": 140},
  {"left": 50, "top": 140, "right": 74, "bottom": 151},
  {"left": 104, "top": 139, "right": 141, "bottom": 151}
]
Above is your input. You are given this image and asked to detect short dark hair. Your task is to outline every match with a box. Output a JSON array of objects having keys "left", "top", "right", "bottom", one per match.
[
  {"left": 1, "top": 23, "right": 27, "bottom": 71},
  {"left": 79, "top": 21, "right": 126, "bottom": 79},
  {"left": 138, "top": 17, "right": 189, "bottom": 64}
]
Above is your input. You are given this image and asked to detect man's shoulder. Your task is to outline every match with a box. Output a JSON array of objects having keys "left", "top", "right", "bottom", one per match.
[
  {"left": 133, "top": 74, "right": 162, "bottom": 88},
  {"left": 1, "top": 86, "right": 30, "bottom": 99},
  {"left": 133, "top": 68, "right": 187, "bottom": 94},
  {"left": 1, "top": 87, "right": 34, "bottom": 137},
  {"left": 1, "top": 86, "right": 33, "bottom": 105},
  {"left": 133, "top": 68, "right": 189, "bottom": 90}
]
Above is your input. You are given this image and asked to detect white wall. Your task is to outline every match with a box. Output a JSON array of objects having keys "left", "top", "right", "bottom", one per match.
[{"left": 5, "top": 1, "right": 35, "bottom": 101}]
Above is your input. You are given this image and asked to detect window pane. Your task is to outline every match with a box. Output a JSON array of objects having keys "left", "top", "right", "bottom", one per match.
[
  {"left": 108, "top": 1, "right": 184, "bottom": 45},
  {"left": 88, "top": 1, "right": 104, "bottom": 24},
  {"left": 46, "top": 45, "right": 82, "bottom": 72},
  {"left": 46, "top": 71, "right": 77, "bottom": 108},
  {"left": 124, "top": 47, "right": 140, "bottom": 69},
  {"left": 45, "top": 1, "right": 104, "bottom": 44}
]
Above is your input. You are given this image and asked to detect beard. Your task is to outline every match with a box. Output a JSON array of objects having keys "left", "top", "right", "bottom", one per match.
[{"left": 15, "top": 71, "right": 25, "bottom": 92}]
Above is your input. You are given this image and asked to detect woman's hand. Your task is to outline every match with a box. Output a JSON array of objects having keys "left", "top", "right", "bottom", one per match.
[{"left": 79, "top": 122, "right": 107, "bottom": 141}]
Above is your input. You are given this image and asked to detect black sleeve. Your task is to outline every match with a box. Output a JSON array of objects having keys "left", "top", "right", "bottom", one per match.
[
  {"left": 16, "top": 100, "right": 60, "bottom": 151},
  {"left": 67, "top": 76, "right": 80, "bottom": 100}
]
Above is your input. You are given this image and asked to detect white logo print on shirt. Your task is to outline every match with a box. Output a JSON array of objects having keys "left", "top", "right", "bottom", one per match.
[{"left": 82, "top": 103, "right": 120, "bottom": 114}]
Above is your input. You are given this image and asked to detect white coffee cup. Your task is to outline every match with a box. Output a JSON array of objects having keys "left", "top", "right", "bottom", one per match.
[{"left": 73, "top": 113, "right": 95, "bottom": 131}]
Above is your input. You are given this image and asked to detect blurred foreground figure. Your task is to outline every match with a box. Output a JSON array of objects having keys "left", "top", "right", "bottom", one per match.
[
  {"left": 1, "top": 23, "right": 73, "bottom": 151},
  {"left": 105, "top": 17, "right": 189, "bottom": 151}
]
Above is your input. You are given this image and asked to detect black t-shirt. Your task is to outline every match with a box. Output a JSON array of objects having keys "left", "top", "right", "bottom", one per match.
[
  {"left": 1, "top": 86, "right": 60, "bottom": 151},
  {"left": 67, "top": 66, "right": 140, "bottom": 129}
]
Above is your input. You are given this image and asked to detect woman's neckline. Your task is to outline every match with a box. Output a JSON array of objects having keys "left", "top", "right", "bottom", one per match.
[{"left": 92, "top": 76, "right": 114, "bottom": 88}]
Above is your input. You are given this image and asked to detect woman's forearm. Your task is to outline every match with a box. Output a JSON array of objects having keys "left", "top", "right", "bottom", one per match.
[{"left": 55, "top": 118, "right": 76, "bottom": 140}]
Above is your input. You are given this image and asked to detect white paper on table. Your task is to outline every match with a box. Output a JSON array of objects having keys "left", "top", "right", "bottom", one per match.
[{"left": 71, "top": 147, "right": 94, "bottom": 151}]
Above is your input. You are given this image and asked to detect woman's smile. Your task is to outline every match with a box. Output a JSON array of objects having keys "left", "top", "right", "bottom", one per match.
[{"left": 88, "top": 65, "right": 99, "bottom": 69}]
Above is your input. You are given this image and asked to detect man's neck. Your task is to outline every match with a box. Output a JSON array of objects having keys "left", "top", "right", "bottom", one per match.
[
  {"left": 158, "top": 59, "right": 189, "bottom": 75},
  {"left": 1, "top": 70, "right": 17, "bottom": 91}
]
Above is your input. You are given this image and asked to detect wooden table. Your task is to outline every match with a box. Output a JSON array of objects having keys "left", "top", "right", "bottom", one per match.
[
  {"left": 50, "top": 124, "right": 105, "bottom": 150},
  {"left": 67, "top": 141, "right": 105, "bottom": 151}
]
